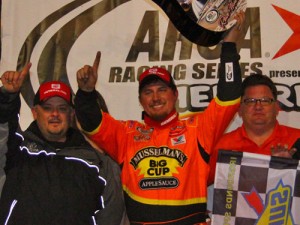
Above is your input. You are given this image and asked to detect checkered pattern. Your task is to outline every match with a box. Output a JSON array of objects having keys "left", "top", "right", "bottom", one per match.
[{"left": 212, "top": 150, "right": 300, "bottom": 225}]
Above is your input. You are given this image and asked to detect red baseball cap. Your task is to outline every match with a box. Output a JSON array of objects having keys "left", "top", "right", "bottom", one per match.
[
  {"left": 138, "top": 67, "right": 176, "bottom": 92},
  {"left": 33, "top": 81, "right": 73, "bottom": 106}
]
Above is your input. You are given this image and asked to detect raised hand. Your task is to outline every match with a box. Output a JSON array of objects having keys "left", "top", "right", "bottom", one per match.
[
  {"left": 77, "top": 51, "right": 101, "bottom": 92},
  {"left": 223, "top": 11, "right": 246, "bottom": 43},
  {"left": 1, "top": 63, "right": 32, "bottom": 93}
]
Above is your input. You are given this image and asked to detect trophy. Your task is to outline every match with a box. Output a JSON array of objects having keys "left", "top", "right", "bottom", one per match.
[{"left": 152, "top": 0, "right": 247, "bottom": 46}]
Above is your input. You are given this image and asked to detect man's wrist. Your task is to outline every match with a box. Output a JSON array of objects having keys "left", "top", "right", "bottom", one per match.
[
  {"left": 0, "top": 87, "right": 19, "bottom": 103},
  {"left": 1, "top": 86, "right": 9, "bottom": 94},
  {"left": 79, "top": 87, "right": 95, "bottom": 93}
]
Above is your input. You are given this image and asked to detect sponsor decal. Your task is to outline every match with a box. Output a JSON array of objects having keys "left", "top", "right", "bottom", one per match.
[
  {"left": 130, "top": 146, "right": 188, "bottom": 189},
  {"left": 139, "top": 177, "right": 179, "bottom": 189},
  {"left": 160, "top": 112, "right": 177, "bottom": 126},
  {"left": 225, "top": 62, "right": 234, "bottom": 82},
  {"left": 134, "top": 127, "right": 154, "bottom": 142},
  {"left": 243, "top": 180, "right": 295, "bottom": 224},
  {"left": 128, "top": 120, "right": 135, "bottom": 129},
  {"left": 171, "top": 135, "right": 186, "bottom": 145},
  {"left": 169, "top": 125, "right": 187, "bottom": 137},
  {"left": 134, "top": 135, "right": 151, "bottom": 142},
  {"left": 51, "top": 84, "right": 61, "bottom": 89},
  {"left": 205, "top": 10, "right": 219, "bottom": 24}
]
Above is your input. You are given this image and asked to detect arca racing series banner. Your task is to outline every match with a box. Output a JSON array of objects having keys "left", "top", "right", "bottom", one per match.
[{"left": 0, "top": 0, "right": 300, "bottom": 130}]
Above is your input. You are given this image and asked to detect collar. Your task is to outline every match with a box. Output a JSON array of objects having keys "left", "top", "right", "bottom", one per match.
[
  {"left": 143, "top": 109, "right": 179, "bottom": 128},
  {"left": 26, "top": 121, "right": 88, "bottom": 148},
  {"left": 241, "top": 121, "right": 283, "bottom": 139}
]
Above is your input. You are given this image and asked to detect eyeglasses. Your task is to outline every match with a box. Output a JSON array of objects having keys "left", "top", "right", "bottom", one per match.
[{"left": 242, "top": 97, "right": 275, "bottom": 106}]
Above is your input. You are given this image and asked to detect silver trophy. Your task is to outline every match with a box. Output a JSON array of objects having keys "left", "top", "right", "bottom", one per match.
[{"left": 153, "top": 0, "right": 247, "bottom": 46}]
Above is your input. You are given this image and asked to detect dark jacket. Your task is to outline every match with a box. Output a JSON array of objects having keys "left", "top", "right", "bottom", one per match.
[{"left": 0, "top": 88, "right": 124, "bottom": 225}]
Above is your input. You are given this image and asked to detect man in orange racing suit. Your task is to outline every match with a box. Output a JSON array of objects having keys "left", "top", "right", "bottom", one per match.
[{"left": 75, "top": 13, "right": 244, "bottom": 225}]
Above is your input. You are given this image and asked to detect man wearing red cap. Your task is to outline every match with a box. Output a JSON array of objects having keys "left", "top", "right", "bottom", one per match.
[
  {"left": 75, "top": 14, "right": 245, "bottom": 225},
  {"left": 0, "top": 68, "right": 125, "bottom": 225}
]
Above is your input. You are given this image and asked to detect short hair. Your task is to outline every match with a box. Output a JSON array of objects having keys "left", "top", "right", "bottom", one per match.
[{"left": 241, "top": 74, "right": 278, "bottom": 100}]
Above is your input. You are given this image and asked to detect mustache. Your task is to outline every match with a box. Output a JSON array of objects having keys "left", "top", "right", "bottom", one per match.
[
  {"left": 150, "top": 100, "right": 164, "bottom": 107},
  {"left": 49, "top": 117, "right": 61, "bottom": 123}
]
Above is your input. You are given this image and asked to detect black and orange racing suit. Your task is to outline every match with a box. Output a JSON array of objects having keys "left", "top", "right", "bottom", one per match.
[{"left": 75, "top": 42, "right": 241, "bottom": 225}]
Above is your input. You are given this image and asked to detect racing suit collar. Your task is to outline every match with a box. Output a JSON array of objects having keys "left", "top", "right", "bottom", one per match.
[{"left": 142, "top": 109, "right": 178, "bottom": 127}]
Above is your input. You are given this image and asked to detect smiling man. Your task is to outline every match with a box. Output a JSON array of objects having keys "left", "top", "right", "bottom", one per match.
[
  {"left": 74, "top": 12, "right": 245, "bottom": 225},
  {"left": 138, "top": 67, "right": 178, "bottom": 122},
  {"left": 209, "top": 74, "right": 300, "bottom": 185},
  {"left": 0, "top": 68, "right": 125, "bottom": 225}
]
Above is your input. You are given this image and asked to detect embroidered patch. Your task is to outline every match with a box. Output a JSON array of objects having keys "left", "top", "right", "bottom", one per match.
[
  {"left": 171, "top": 135, "right": 186, "bottom": 145},
  {"left": 134, "top": 127, "right": 154, "bottom": 142},
  {"left": 225, "top": 62, "right": 234, "bottom": 82}
]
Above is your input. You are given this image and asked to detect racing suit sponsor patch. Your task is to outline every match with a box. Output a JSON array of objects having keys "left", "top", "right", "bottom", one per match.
[{"left": 130, "top": 147, "right": 188, "bottom": 190}]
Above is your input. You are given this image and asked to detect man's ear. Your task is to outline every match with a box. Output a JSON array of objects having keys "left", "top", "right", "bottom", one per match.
[
  {"left": 175, "top": 90, "right": 179, "bottom": 98},
  {"left": 275, "top": 100, "right": 280, "bottom": 115},
  {"left": 69, "top": 108, "right": 75, "bottom": 124},
  {"left": 71, "top": 108, "right": 75, "bottom": 117},
  {"left": 238, "top": 103, "right": 242, "bottom": 117},
  {"left": 31, "top": 106, "right": 38, "bottom": 120}
]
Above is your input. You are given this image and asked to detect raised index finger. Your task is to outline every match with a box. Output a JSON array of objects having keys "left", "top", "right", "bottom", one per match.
[
  {"left": 18, "top": 62, "right": 32, "bottom": 83},
  {"left": 93, "top": 51, "right": 101, "bottom": 72},
  {"left": 20, "top": 63, "right": 32, "bottom": 76}
]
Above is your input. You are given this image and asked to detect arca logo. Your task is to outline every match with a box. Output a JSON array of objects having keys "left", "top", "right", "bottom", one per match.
[{"left": 272, "top": 5, "right": 300, "bottom": 59}]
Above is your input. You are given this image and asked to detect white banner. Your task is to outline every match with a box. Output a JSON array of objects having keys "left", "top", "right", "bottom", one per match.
[{"left": 1, "top": 0, "right": 300, "bottom": 130}]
